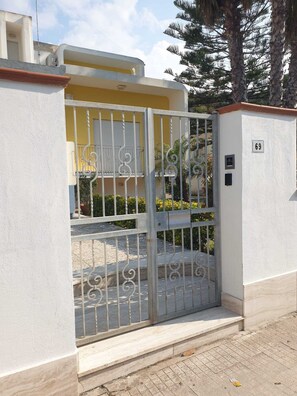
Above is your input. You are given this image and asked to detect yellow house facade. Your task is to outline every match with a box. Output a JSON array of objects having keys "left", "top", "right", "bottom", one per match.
[{"left": 38, "top": 43, "right": 188, "bottom": 200}]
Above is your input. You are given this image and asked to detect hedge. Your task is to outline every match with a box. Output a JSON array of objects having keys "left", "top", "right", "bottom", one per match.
[{"left": 93, "top": 195, "right": 214, "bottom": 253}]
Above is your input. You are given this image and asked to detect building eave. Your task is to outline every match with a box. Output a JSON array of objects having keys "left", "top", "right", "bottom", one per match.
[{"left": 65, "top": 64, "right": 187, "bottom": 97}]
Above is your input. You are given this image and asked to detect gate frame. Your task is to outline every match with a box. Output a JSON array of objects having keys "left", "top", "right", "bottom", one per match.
[
  {"left": 67, "top": 100, "right": 221, "bottom": 345},
  {"left": 145, "top": 108, "right": 159, "bottom": 324}
]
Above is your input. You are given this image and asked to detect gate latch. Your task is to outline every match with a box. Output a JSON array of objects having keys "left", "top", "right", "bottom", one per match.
[{"left": 156, "top": 212, "right": 168, "bottom": 231}]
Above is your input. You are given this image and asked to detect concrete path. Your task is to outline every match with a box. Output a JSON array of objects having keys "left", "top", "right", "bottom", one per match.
[
  {"left": 71, "top": 222, "right": 185, "bottom": 271},
  {"left": 81, "top": 312, "right": 297, "bottom": 395}
]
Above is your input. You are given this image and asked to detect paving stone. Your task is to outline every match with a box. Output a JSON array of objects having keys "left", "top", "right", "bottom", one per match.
[{"left": 84, "top": 313, "right": 297, "bottom": 395}]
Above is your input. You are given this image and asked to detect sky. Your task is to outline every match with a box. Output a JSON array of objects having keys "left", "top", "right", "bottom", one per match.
[{"left": 0, "top": 0, "right": 186, "bottom": 79}]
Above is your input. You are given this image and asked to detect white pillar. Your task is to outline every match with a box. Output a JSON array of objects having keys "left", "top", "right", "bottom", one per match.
[
  {"left": 219, "top": 103, "right": 297, "bottom": 329},
  {"left": 21, "top": 16, "right": 34, "bottom": 63},
  {"left": 0, "top": 12, "right": 7, "bottom": 59},
  {"left": 219, "top": 109, "right": 243, "bottom": 301},
  {"left": 0, "top": 70, "right": 77, "bottom": 394}
]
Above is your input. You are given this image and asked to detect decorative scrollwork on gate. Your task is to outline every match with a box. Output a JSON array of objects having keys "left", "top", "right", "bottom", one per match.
[
  {"left": 122, "top": 266, "right": 137, "bottom": 298},
  {"left": 194, "top": 252, "right": 207, "bottom": 280},
  {"left": 118, "top": 113, "right": 133, "bottom": 177},
  {"left": 168, "top": 254, "right": 182, "bottom": 282},
  {"left": 81, "top": 147, "right": 98, "bottom": 176},
  {"left": 192, "top": 160, "right": 204, "bottom": 180},
  {"left": 86, "top": 271, "right": 103, "bottom": 307},
  {"left": 165, "top": 146, "right": 178, "bottom": 179},
  {"left": 191, "top": 136, "right": 204, "bottom": 180},
  {"left": 81, "top": 109, "right": 99, "bottom": 176},
  {"left": 118, "top": 148, "right": 132, "bottom": 175}
]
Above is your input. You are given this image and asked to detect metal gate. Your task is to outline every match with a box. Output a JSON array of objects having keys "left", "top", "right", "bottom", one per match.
[{"left": 66, "top": 100, "right": 220, "bottom": 346}]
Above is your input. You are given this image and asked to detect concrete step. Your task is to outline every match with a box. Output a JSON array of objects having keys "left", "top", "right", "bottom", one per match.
[{"left": 78, "top": 307, "right": 243, "bottom": 393}]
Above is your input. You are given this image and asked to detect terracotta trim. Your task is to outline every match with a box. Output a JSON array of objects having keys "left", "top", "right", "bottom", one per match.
[
  {"left": 0, "top": 67, "right": 70, "bottom": 87},
  {"left": 218, "top": 102, "right": 297, "bottom": 117}
]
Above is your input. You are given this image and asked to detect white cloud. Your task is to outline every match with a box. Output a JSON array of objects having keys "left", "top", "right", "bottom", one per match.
[
  {"left": 143, "top": 40, "right": 185, "bottom": 79},
  {"left": 37, "top": 5, "right": 59, "bottom": 31},
  {"left": 136, "top": 7, "right": 163, "bottom": 31},
  {"left": 51, "top": 0, "right": 92, "bottom": 17},
  {"left": 59, "top": 0, "right": 140, "bottom": 54},
  {"left": 55, "top": 0, "right": 138, "bottom": 23},
  {"left": 0, "top": 0, "right": 32, "bottom": 15}
]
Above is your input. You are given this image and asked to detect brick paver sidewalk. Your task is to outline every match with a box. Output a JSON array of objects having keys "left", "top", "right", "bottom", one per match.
[{"left": 83, "top": 312, "right": 297, "bottom": 396}]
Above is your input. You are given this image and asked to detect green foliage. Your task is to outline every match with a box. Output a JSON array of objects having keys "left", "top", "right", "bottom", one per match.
[
  {"left": 93, "top": 195, "right": 146, "bottom": 228},
  {"left": 77, "top": 176, "right": 91, "bottom": 204},
  {"left": 93, "top": 194, "right": 214, "bottom": 254},
  {"left": 156, "top": 137, "right": 191, "bottom": 201},
  {"left": 155, "top": 134, "right": 214, "bottom": 206},
  {"left": 76, "top": 175, "right": 98, "bottom": 215}
]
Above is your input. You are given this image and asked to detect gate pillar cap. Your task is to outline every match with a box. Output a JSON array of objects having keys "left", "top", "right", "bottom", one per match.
[{"left": 218, "top": 102, "right": 297, "bottom": 117}]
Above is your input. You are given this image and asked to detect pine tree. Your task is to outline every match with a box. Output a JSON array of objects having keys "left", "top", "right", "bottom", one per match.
[
  {"left": 283, "top": 0, "right": 297, "bottom": 108},
  {"left": 269, "top": 0, "right": 286, "bottom": 106},
  {"left": 165, "top": 0, "right": 270, "bottom": 110}
]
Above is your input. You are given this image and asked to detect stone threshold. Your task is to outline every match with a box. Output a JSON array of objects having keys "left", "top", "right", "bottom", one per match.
[{"left": 78, "top": 307, "right": 243, "bottom": 393}]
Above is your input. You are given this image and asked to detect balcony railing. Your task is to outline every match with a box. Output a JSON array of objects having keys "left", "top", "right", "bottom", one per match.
[{"left": 76, "top": 144, "right": 144, "bottom": 176}]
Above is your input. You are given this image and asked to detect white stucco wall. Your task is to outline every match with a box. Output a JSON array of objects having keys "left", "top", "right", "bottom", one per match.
[
  {"left": 169, "top": 89, "right": 188, "bottom": 113},
  {"left": 219, "top": 111, "right": 244, "bottom": 299},
  {"left": 241, "top": 111, "right": 297, "bottom": 284},
  {"left": 219, "top": 108, "right": 297, "bottom": 299},
  {"left": 0, "top": 79, "right": 76, "bottom": 376}
]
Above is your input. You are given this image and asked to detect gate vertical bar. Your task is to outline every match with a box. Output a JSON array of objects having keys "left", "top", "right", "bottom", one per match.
[
  {"left": 212, "top": 112, "right": 221, "bottom": 305},
  {"left": 144, "top": 108, "right": 158, "bottom": 323}
]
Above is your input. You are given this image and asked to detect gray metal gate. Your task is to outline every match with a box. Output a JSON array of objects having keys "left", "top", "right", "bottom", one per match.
[{"left": 66, "top": 100, "right": 219, "bottom": 346}]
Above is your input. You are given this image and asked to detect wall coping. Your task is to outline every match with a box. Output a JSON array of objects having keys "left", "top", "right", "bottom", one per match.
[
  {"left": 0, "top": 67, "right": 70, "bottom": 87},
  {"left": 218, "top": 102, "right": 297, "bottom": 117}
]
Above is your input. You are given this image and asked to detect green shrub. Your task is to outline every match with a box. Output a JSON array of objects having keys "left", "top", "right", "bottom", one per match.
[{"left": 93, "top": 194, "right": 214, "bottom": 254}]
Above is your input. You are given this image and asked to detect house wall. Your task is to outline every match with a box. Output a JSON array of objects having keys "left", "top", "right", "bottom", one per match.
[
  {"left": 66, "top": 84, "right": 170, "bottom": 108},
  {"left": 0, "top": 70, "right": 78, "bottom": 394},
  {"left": 64, "top": 59, "right": 133, "bottom": 74},
  {"left": 96, "top": 177, "right": 163, "bottom": 198},
  {"left": 65, "top": 84, "right": 170, "bottom": 146},
  {"left": 65, "top": 84, "right": 172, "bottom": 183},
  {"left": 219, "top": 104, "right": 297, "bottom": 329}
]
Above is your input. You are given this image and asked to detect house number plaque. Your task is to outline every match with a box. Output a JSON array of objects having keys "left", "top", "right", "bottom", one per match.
[{"left": 252, "top": 140, "right": 264, "bottom": 153}]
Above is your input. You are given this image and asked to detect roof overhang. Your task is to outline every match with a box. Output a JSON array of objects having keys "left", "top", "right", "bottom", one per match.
[
  {"left": 65, "top": 64, "right": 187, "bottom": 98},
  {"left": 56, "top": 44, "right": 145, "bottom": 77}
]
